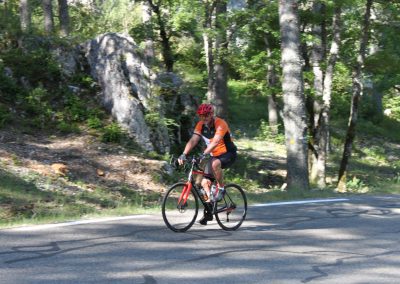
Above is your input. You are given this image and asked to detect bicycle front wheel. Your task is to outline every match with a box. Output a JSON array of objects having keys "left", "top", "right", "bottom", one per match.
[
  {"left": 215, "top": 184, "right": 247, "bottom": 231},
  {"left": 162, "top": 182, "right": 199, "bottom": 232}
]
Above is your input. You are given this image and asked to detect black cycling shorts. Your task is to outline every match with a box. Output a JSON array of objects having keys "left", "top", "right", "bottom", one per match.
[{"left": 204, "top": 151, "right": 237, "bottom": 176}]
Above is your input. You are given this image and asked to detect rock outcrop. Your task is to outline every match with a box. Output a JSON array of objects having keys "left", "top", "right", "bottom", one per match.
[{"left": 80, "top": 33, "right": 178, "bottom": 153}]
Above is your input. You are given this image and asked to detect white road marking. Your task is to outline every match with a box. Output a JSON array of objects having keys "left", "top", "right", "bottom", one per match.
[
  {"left": 252, "top": 198, "right": 349, "bottom": 207},
  {"left": 5, "top": 215, "right": 152, "bottom": 231}
]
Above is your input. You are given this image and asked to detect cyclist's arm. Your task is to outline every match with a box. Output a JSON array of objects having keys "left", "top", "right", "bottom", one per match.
[
  {"left": 183, "top": 134, "right": 201, "bottom": 155},
  {"left": 203, "top": 134, "right": 223, "bottom": 155}
]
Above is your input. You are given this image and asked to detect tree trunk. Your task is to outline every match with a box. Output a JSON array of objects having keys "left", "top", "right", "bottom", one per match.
[
  {"left": 338, "top": 0, "right": 373, "bottom": 191},
  {"left": 310, "top": 3, "right": 342, "bottom": 188},
  {"left": 147, "top": 0, "right": 174, "bottom": 72},
  {"left": 372, "top": 86, "right": 383, "bottom": 119},
  {"left": 323, "top": 5, "right": 341, "bottom": 152},
  {"left": 310, "top": 2, "right": 326, "bottom": 187},
  {"left": 42, "top": 0, "right": 54, "bottom": 35},
  {"left": 58, "top": 0, "right": 69, "bottom": 37},
  {"left": 279, "top": 0, "right": 309, "bottom": 191},
  {"left": 203, "top": 1, "right": 216, "bottom": 103},
  {"left": 203, "top": 34, "right": 215, "bottom": 102},
  {"left": 142, "top": 2, "right": 155, "bottom": 66},
  {"left": 213, "top": 0, "right": 228, "bottom": 118},
  {"left": 204, "top": 31, "right": 215, "bottom": 102},
  {"left": 20, "top": 0, "right": 31, "bottom": 32},
  {"left": 265, "top": 34, "right": 279, "bottom": 135}
]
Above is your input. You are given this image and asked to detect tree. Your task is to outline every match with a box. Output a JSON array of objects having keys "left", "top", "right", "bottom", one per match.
[
  {"left": 58, "top": 0, "right": 69, "bottom": 37},
  {"left": 146, "top": 0, "right": 174, "bottom": 72},
  {"left": 265, "top": 34, "right": 279, "bottom": 135},
  {"left": 338, "top": 0, "right": 373, "bottom": 191},
  {"left": 142, "top": 1, "right": 155, "bottom": 65},
  {"left": 279, "top": 0, "right": 309, "bottom": 191},
  {"left": 212, "top": 0, "right": 229, "bottom": 118},
  {"left": 309, "top": 1, "right": 342, "bottom": 188},
  {"left": 42, "top": 0, "right": 54, "bottom": 34},
  {"left": 19, "top": 0, "right": 31, "bottom": 32},
  {"left": 202, "top": 0, "right": 216, "bottom": 102},
  {"left": 201, "top": 0, "right": 229, "bottom": 118}
]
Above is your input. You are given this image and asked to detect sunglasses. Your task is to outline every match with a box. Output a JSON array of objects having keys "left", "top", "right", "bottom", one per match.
[{"left": 199, "top": 114, "right": 211, "bottom": 119}]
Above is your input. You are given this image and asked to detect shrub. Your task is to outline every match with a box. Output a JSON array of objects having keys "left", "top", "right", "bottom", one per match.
[
  {"left": 257, "top": 119, "right": 285, "bottom": 143},
  {"left": 0, "top": 104, "right": 11, "bottom": 128},
  {"left": 101, "top": 122, "right": 125, "bottom": 143},
  {"left": 87, "top": 117, "right": 103, "bottom": 129}
]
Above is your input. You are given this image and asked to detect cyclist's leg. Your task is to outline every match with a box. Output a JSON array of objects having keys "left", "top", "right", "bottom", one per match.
[
  {"left": 211, "top": 158, "right": 223, "bottom": 187},
  {"left": 213, "top": 151, "right": 237, "bottom": 186},
  {"left": 200, "top": 177, "right": 212, "bottom": 197},
  {"left": 218, "top": 151, "right": 237, "bottom": 169},
  {"left": 199, "top": 177, "right": 213, "bottom": 225},
  {"left": 200, "top": 160, "right": 214, "bottom": 225},
  {"left": 202, "top": 159, "right": 214, "bottom": 196}
]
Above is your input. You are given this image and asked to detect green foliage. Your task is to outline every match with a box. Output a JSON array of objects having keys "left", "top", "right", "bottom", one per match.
[
  {"left": 101, "top": 122, "right": 125, "bottom": 143},
  {"left": 57, "top": 121, "right": 80, "bottom": 133},
  {"left": 69, "top": 1, "right": 142, "bottom": 40},
  {"left": 228, "top": 80, "right": 274, "bottom": 137},
  {"left": 20, "top": 86, "right": 54, "bottom": 128},
  {"left": 0, "top": 104, "right": 11, "bottom": 128},
  {"left": 1, "top": 48, "right": 61, "bottom": 88},
  {"left": 26, "top": 86, "right": 49, "bottom": 113},
  {"left": 257, "top": 120, "right": 285, "bottom": 143},
  {"left": 144, "top": 112, "right": 162, "bottom": 128},
  {"left": 87, "top": 117, "right": 103, "bottom": 129},
  {"left": 0, "top": 1, "right": 21, "bottom": 48},
  {"left": 330, "top": 63, "right": 353, "bottom": 120},
  {"left": 174, "top": 37, "right": 204, "bottom": 69},
  {"left": 383, "top": 92, "right": 400, "bottom": 121},
  {"left": 0, "top": 61, "right": 23, "bottom": 102},
  {"left": 63, "top": 94, "right": 88, "bottom": 122},
  {"left": 358, "top": 118, "right": 400, "bottom": 142},
  {"left": 345, "top": 176, "right": 368, "bottom": 193},
  {"left": 145, "top": 111, "right": 178, "bottom": 129}
]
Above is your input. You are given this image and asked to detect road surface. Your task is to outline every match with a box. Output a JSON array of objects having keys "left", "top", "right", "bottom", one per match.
[{"left": 1, "top": 195, "right": 400, "bottom": 283}]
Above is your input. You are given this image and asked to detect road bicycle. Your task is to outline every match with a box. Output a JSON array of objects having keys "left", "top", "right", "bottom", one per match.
[{"left": 162, "top": 155, "right": 247, "bottom": 232}]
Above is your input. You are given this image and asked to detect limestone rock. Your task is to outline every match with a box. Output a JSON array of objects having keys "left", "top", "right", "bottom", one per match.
[{"left": 81, "top": 33, "right": 171, "bottom": 153}]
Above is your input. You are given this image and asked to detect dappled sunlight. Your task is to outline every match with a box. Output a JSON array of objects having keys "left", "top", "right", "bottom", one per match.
[{"left": 0, "top": 130, "right": 164, "bottom": 192}]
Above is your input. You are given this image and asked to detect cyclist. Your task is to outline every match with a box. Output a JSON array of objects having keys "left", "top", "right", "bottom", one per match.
[{"left": 178, "top": 103, "right": 237, "bottom": 225}]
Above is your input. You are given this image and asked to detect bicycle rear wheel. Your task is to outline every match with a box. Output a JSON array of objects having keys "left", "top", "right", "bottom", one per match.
[
  {"left": 162, "top": 182, "right": 199, "bottom": 232},
  {"left": 215, "top": 184, "right": 247, "bottom": 231}
]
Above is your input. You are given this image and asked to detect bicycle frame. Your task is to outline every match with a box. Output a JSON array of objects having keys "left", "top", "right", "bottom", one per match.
[
  {"left": 177, "top": 157, "right": 206, "bottom": 206},
  {"left": 177, "top": 157, "right": 233, "bottom": 215}
]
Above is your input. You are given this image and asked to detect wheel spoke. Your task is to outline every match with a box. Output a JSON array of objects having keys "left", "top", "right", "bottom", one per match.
[
  {"left": 215, "top": 184, "right": 247, "bottom": 231},
  {"left": 162, "top": 183, "right": 199, "bottom": 232}
]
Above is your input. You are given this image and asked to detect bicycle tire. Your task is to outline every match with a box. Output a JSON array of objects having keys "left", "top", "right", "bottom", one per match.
[
  {"left": 162, "top": 182, "right": 199, "bottom": 232},
  {"left": 214, "top": 183, "right": 247, "bottom": 231}
]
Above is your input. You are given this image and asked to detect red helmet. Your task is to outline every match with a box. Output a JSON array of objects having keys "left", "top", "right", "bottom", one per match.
[{"left": 197, "top": 103, "right": 214, "bottom": 115}]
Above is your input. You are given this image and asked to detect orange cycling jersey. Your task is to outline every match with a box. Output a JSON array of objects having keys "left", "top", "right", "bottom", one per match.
[{"left": 194, "top": 117, "right": 237, "bottom": 157}]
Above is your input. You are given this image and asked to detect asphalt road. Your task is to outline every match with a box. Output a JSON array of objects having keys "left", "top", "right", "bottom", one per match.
[{"left": 1, "top": 195, "right": 400, "bottom": 283}]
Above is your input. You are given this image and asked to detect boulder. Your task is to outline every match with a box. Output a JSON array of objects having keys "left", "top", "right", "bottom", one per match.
[{"left": 80, "top": 33, "right": 175, "bottom": 153}]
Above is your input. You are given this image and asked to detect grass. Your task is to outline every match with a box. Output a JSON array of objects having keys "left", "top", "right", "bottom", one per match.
[
  {"left": 228, "top": 80, "right": 271, "bottom": 138},
  {"left": 0, "top": 169, "right": 162, "bottom": 228}
]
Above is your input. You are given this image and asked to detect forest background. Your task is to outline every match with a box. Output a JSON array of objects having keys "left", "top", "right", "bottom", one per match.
[{"left": 1, "top": 0, "right": 400, "bottom": 227}]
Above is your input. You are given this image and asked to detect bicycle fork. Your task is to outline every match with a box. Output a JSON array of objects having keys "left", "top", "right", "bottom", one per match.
[{"left": 177, "top": 182, "right": 192, "bottom": 211}]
